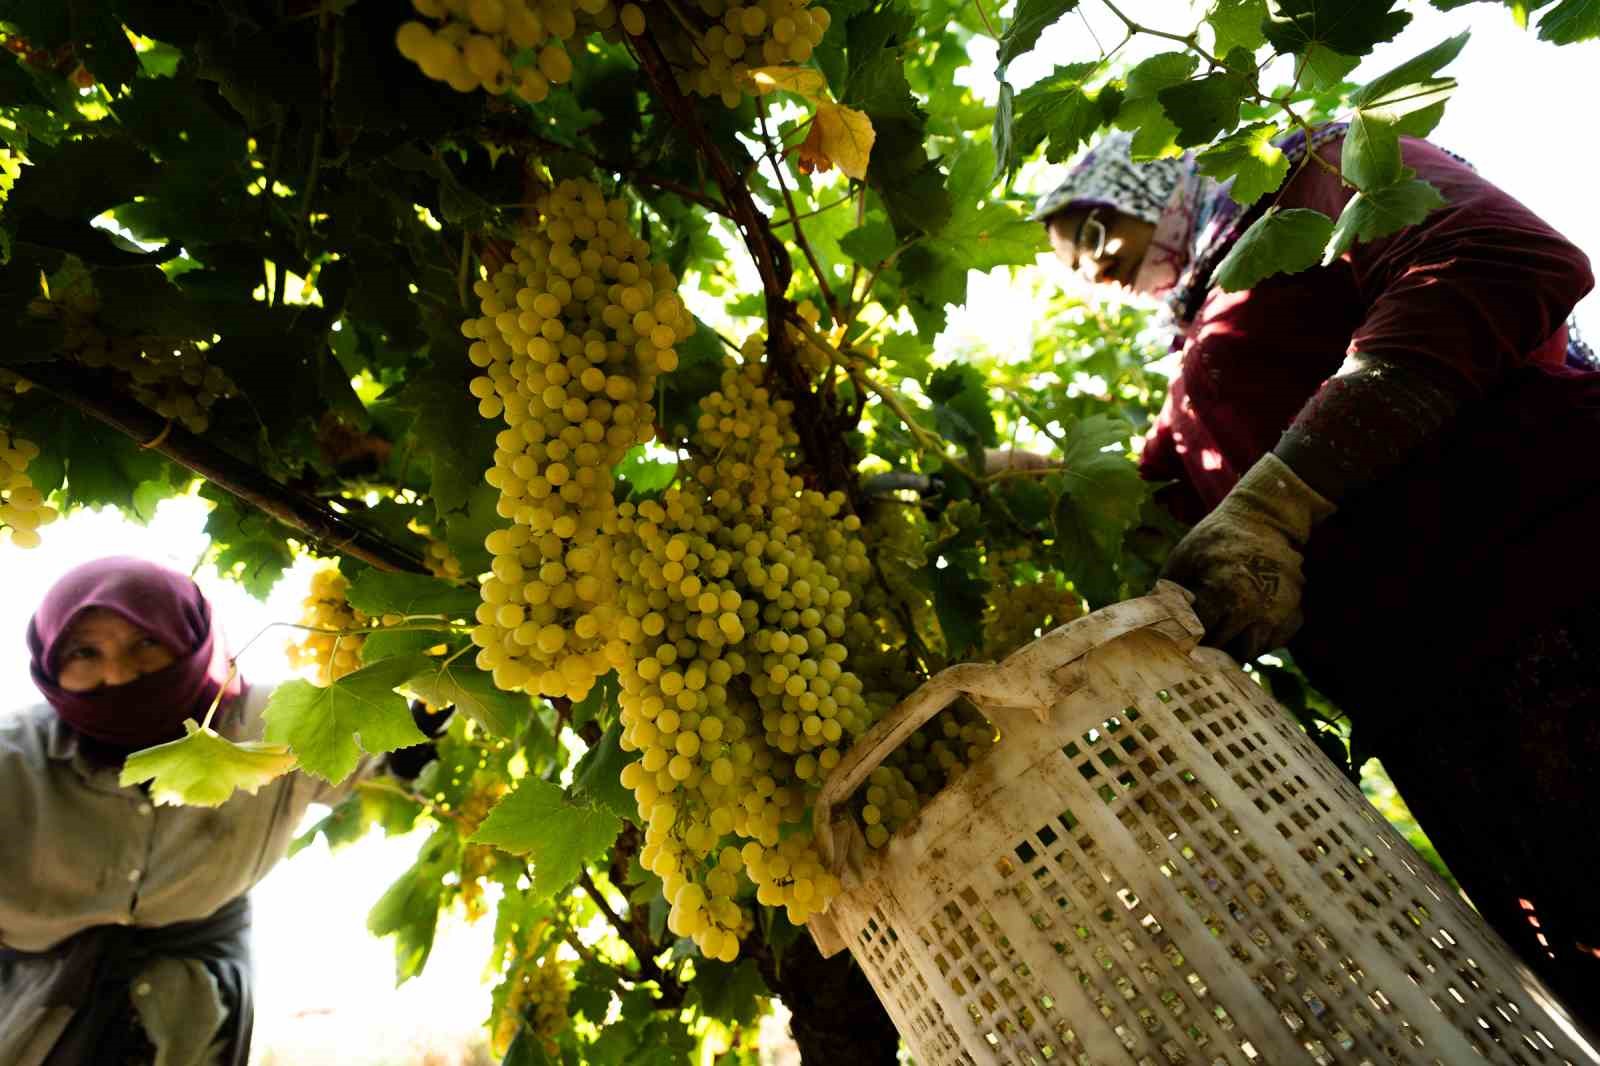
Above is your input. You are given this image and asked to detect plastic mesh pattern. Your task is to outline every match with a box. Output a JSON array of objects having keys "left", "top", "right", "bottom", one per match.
[{"left": 828, "top": 636, "right": 1595, "bottom": 1066}]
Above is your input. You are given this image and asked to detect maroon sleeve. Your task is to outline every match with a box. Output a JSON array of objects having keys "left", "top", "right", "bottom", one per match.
[{"left": 1285, "top": 137, "right": 1594, "bottom": 393}]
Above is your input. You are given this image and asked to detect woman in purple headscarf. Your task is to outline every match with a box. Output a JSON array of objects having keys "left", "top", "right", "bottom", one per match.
[
  {"left": 0, "top": 557, "right": 368, "bottom": 1066},
  {"left": 1032, "top": 127, "right": 1600, "bottom": 1026}
]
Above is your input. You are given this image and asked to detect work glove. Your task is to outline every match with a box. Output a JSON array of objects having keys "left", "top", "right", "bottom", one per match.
[{"left": 1160, "top": 453, "right": 1336, "bottom": 661}]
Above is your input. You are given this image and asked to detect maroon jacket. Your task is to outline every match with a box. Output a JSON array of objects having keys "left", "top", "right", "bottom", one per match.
[{"left": 1139, "top": 136, "right": 1598, "bottom": 723}]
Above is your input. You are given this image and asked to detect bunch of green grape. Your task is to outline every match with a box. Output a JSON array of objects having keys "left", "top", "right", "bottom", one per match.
[
  {"left": 287, "top": 568, "right": 372, "bottom": 684},
  {"left": 0, "top": 429, "right": 56, "bottom": 549},
  {"left": 396, "top": 0, "right": 598, "bottom": 103},
  {"left": 632, "top": 0, "right": 832, "bottom": 108},
  {"left": 462, "top": 177, "right": 692, "bottom": 703}
]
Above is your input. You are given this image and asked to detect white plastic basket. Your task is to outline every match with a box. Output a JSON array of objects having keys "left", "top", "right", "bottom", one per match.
[{"left": 808, "top": 581, "right": 1599, "bottom": 1066}]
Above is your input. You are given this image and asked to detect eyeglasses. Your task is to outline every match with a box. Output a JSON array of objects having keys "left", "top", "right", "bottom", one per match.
[{"left": 1074, "top": 208, "right": 1108, "bottom": 265}]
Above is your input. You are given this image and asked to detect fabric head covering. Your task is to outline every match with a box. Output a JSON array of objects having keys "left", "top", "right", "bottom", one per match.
[
  {"left": 27, "top": 556, "right": 244, "bottom": 751},
  {"left": 1035, "top": 124, "right": 1358, "bottom": 321},
  {"left": 1030, "top": 130, "right": 1189, "bottom": 226}
]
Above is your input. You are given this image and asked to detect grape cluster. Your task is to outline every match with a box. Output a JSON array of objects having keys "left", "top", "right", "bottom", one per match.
[
  {"left": 36, "top": 283, "right": 239, "bottom": 434},
  {"left": 611, "top": 344, "right": 878, "bottom": 957},
  {"left": 981, "top": 556, "right": 1084, "bottom": 660},
  {"left": 408, "top": 518, "right": 467, "bottom": 579},
  {"left": 644, "top": 0, "right": 832, "bottom": 108},
  {"left": 0, "top": 429, "right": 56, "bottom": 549},
  {"left": 287, "top": 568, "right": 372, "bottom": 684},
  {"left": 493, "top": 945, "right": 572, "bottom": 1057},
  {"left": 394, "top": 0, "right": 832, "bottom": 110},
  {"left": 395, "top": 0, "right": 595, "bottom": 104},
  {"left": 464, "top": 177, "right": 690, "bottom": 703}
]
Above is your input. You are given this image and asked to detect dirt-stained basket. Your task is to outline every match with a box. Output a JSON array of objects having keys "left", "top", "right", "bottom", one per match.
[{"left": 807, "top": 581, "right": 1599, "bottom": 1066}]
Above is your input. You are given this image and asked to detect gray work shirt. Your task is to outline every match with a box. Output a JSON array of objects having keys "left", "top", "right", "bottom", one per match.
[{"left": 0, "top": 685, "right": 359, "bottom": 1066}]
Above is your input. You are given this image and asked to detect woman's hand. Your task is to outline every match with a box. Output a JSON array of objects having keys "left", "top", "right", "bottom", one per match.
[{"left": 1160, "top": 454, "right": 1335, "bottom": 661}]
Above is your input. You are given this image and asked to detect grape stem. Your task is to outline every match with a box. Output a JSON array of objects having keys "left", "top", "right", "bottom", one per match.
[
  {"left": 480, "top": 125, "right": 736, "bottom": 218},
  {"left": 756, "top": 106, "right": 842, "bottom": 323},
  {"left": 577, "top": 868, "right": 686, "bottom": 1005},
  {"left": 789, "top": 315, "right": 982, "bottom": 483}
]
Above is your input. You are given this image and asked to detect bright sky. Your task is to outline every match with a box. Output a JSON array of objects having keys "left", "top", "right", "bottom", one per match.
[{"left": 1, "top": 7, "right": 1594, "bottom": 1060}]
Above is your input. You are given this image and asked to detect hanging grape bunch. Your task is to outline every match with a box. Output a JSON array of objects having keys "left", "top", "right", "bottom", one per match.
[
  {"left": 630, "top": 0, "right": 832, "bottom": 108},
  {"left": 395, "top": 0, "right": 831, "bottom": 110},
  {"left": 0, "top": 429, "right": 57, "bottom": 549},
  {"left": 463, "top": 176, "right": 691, "bottom": 704},
  {"left": 395, "top": 0, "right": 596, "bottom": 103},
  {"left": 288, "top": 567, "right": 373, "bottom": 684},
  {"left": 30, "top": 279, "right": 238, "bottom": 435}
]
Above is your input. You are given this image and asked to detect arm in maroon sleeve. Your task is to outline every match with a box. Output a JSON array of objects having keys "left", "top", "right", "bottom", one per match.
[{"left": 1272, "top": 136, "right": 1594, "bottom": 503}]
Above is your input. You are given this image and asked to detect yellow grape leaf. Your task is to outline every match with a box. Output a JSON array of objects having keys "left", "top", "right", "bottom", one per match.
[
  {"left": 812, "top": 101, "right": 875, "bottom": 181},
  {"left": 742, "top": 66, "right": 827, "bottom": 102},
  {"left": 121, "top": 720, "right": 299, "bottom": 807}
]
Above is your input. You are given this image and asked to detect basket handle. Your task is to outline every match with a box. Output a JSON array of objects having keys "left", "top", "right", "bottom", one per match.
[{"left": 811, "top": 580, "right": 1202, "bottom": 870}]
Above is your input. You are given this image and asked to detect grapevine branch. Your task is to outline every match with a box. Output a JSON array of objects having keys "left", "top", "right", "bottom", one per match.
[
  {"left": 25, "top": 362, "right": 431, "bottom": 575},
  {"left": 627, "top": 29, "right": 861, "bottom": 503},
  {"left": 578, "top": 867, "right": 685, "bottom": 1005},
  {"left": 757, "top": 107, "right": 841, "bottom": 323}
]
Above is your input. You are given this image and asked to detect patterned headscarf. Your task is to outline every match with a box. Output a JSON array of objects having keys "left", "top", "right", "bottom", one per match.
[
  {"left": 1030, "top": 130, "right": 1190, "bottom": 226},
  {"left": 1034, "top": 125, "right": 1351, "bottom": 327}
]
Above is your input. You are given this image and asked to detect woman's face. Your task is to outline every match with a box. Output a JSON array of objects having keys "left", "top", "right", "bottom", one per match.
[
  {"left": 1047, "top": 207, "right": 1158, "bottom": 290},
  {"left": 54, "top": 608, "right": 177, "bottom": 692}
]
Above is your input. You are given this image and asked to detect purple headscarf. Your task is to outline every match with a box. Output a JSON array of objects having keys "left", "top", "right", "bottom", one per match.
[{"left": 27, "top": 556, "right": 245, "bottom": 751}]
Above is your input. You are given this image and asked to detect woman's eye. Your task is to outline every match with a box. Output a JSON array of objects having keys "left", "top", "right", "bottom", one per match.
[{"left": 65, "top": 647, "right": 98, "bottom": 661}]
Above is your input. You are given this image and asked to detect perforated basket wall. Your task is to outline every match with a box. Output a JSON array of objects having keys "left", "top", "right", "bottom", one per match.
[{"left": 808, "top": 583, "right": 1599, "bottom": 1066}]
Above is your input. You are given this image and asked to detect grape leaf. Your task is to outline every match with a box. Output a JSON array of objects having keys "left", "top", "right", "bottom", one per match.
[
  {"left": 1113, "top": 53, "right": 1199, "bottom": 160},
  {"left": 1207, "top": 0, "right": 1269, "bottom": 53},
  {"left": 1262, "top": 0, "right": 1412, "bottom": 57},
  {"left": 1323, "top": 173, "right": 1445, "bottom": 263},
  {"left": 405, "top": 659, "right": 532, "bottom": 738},
  {"left": 839, "top": 220, "right": 898, "bottom": 267},
  {"left": 995, "top": 0, "right": 1081, "bottom": 73},
  {"left": 687, "top": 959, "right": 770, "bottom": 1027},
  {"left": 263, "top": 654, "right": 432, "bottom": 782},
  {"left": 1011, "top": 63, "right": 1108, "bottom": 166},
  {"left": 1343, "top": 34, "right": 1467, "bottom": 189},
  {"left": 932, "top": 545, "right": 987, "bottom": 657},
  {"left": 615, "top": 444, "right": 678, "bottom": 496},
  {"left": 1296, "top": 44, "right": 1359, "bottom": 89},
  {"left": 923, "top": 146, "right": 1049, "bottom": 272},
  {"left": 1196, "top": 123, "right": 1291, "bottom": 205},
  {"left": 1343, "top": 108, "right": 1403, "bottom": 189},
  {"left": 808, "top": 101, "right": 876, "bottom": 181},
  {"left": 1049, "top": 416, "right": 1151, "bottom": 609},
  {"left": 1213, "top": 207, "right": 1335, "bottom": 291},
  {"left": 471, "top": 778, "right": 622, "bottom": 904},
  {"left": 202, "top": 488, "right": 294, "bottom": 599},
  {"left": 120, "top": 720, "right": 298, "bottom": 807},
  {"left": 1538, "top": 0, "right": 1600, "bottom": 42},
  {"left": 360, "top": 628, "right": 445, "bottom": 664},
  {"left": 1348, "top": 32, "right": 1469, "bottom": 111},
  {"left": 345, "top": 569, "right": 480, "bottom": 620},
  {"left": 741, "top": 66, "right": 827, "bottom": 100},
  {"left": 926, "top": 364, "right": 999, "bottom": 452},
  {"left": 991, "top": 80, "right": 1017, "bottom": 182},
  {"left": 369, "top": 826, "right": 456, "bottom": 983},
  {"left": 1157, "top": 72, "right": 1252, "bottom": 147},
  {"left": 570, "top": 722, "right": 639, "bottom": 823}
]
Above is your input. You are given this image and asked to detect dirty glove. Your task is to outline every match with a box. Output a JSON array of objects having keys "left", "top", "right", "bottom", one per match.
[{"left": 1160, "top": 453, "right": 1336, "bottom": 661}]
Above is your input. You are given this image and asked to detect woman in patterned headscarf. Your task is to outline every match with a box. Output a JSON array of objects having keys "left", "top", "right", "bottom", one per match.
[{"left": 1032, "top": 126, "right": 1600, "bottom": 1027}]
